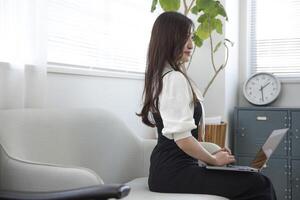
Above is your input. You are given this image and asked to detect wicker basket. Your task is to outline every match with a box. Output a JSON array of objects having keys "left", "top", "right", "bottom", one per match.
[{"left": 204, "top": 122, "right": 227, "bottom": 148}]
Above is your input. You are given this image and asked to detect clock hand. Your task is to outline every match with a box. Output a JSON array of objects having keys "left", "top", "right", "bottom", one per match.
[
  {"left": 260, "top": 86, "right": 264, "bottom": 102},
  {"left": 261, "top": 82, "right": 270, "bottom": 89}
]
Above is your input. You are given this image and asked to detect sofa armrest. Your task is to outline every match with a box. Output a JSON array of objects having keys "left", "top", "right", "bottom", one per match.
[
  {"left": 0, "top": 145, "right": 103, "bottom": 192},
  {"left": 140, "top": 139, "right": 157, "bottom": 177},
  {"left": 0, "top": 184, "right": 130, "bottom": 200}
]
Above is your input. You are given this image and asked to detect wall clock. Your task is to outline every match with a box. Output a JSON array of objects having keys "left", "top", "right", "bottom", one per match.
[{"left": 243, "top": 72, "right": 281, "bottom": 106}]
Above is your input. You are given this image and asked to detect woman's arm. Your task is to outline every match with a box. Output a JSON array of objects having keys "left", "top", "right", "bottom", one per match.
[{"left": 175, "top": 136, "right": 235, "bottom": 166}]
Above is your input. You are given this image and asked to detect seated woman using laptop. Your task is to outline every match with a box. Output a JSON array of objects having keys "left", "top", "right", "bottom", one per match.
[{"left": 137, "top": 11, "right": 277, "bottom": 200}]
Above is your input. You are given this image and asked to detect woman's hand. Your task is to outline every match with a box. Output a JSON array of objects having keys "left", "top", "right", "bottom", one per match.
[
  {"left": 212, "top": 150, "right": 235, "bottom": 166},
  {"left": 175, "top": 137, "right": 235, "bottom": 166}
]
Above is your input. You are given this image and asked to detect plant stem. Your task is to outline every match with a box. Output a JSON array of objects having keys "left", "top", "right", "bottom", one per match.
[
  {"left": 183, "top": 0, "right": 188, "bottom": 15},
  {"left": 223, "top": 42, "right": 229, "bottom": 69},
  {"left": 184, "top": 0, "right": 195, "bottom": 16},
  {"left": 203, "top": 42, "right": 230, "bottom": 96},
  {"left": 187, "top": 0, "right": 195, "bottom": 13},
  {"left": 203, "top": 64, "right": 223, "bottom": 96},
  {"left": 209, "top": 34, "right": 217, "bottom": 73}
]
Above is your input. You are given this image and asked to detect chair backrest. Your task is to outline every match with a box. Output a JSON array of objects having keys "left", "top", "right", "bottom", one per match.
[{"left": 0, "top": 108, "right": 145, "bottom": 184}]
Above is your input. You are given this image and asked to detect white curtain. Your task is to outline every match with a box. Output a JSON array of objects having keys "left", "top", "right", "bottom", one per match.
[{"left": 0, "top": 0, "right": 47, "bottom": 109}]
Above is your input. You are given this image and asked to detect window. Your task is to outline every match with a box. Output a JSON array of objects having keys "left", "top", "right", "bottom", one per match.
[
  {"left": 248, "top": 0, "right": 300, "bottom": 78},
  {"left": 47, "top": 0, "right": 158, "bottom": 75}
]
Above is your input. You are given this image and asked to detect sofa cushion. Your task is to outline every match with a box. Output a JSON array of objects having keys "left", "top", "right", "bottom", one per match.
[{"left": 125, "top": 177, "right": 229, "bottom": 200}]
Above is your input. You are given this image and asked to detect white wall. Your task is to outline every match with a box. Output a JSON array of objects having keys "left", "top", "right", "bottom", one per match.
[
  {"left": 224, "top": 0, "right": 240, "bottom": 147},
  {"left": 45, "top": 72, "right": 154, "bottom": 139}
]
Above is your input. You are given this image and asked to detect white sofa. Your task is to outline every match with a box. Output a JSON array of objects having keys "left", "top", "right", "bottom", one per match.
[{"left": 0, "top": 108, "right": 228, "bottom": 200}]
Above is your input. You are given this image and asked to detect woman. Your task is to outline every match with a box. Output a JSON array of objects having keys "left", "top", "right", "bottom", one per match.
[{"left": 137, "top": 11, "right": 277, "bottom": 200}]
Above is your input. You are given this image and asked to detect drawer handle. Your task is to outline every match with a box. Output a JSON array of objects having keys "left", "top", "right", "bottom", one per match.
[{"left": 256, "top": 116, "right": 268, "bottom": 121}]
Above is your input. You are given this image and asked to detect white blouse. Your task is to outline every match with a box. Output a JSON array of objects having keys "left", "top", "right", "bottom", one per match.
[{"left": 158, "top": 65, "right": 206, "bottom": 141}]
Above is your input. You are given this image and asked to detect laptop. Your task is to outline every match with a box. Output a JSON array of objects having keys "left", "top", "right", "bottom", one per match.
[{"left": 205, "top": 128, "right": 289, "bottom": 172}]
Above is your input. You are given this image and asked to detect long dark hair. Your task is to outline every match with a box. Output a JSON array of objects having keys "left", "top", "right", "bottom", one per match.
[{"left": 136, "top": 11, "right": 198, "bottom": 127}]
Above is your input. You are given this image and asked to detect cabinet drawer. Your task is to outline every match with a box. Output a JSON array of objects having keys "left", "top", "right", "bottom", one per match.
[
  {"left": 291, "top": 112, "right": 300, "bottom": 157},
  {"left": 237, "top": 156, "right": 288, "bottom": 200},
  {"left": 235, "top": 110, "right": 288, "bottom": 156},
  {"left": 292, "top": 160, "right": 300, "bottom": 200}
]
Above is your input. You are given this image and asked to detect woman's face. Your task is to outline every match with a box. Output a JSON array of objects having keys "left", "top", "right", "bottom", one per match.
[{"left": 180, "top": 33, "right": 194, "bottom": 63}]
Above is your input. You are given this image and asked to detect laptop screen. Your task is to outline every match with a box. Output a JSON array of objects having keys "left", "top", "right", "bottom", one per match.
[
  {"left": 251, "top": 148, "right": 267, "bottom": 169},
  {"left": 250, "top": 128, "right": 288, "bottom": 170}
]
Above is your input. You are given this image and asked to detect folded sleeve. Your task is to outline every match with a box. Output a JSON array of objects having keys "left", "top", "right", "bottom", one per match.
[{"left": 159, "top": 71, "right": 197, "bottom": 141}]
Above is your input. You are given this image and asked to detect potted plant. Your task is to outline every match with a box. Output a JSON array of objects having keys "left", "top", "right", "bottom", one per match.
[{"left": 151, "top": 0, "right": 233, "bottom": 97}]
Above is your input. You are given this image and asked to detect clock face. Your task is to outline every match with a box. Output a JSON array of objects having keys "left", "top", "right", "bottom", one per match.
[{"left": 243, "top": 73, "right": 281, "bottom": 105}]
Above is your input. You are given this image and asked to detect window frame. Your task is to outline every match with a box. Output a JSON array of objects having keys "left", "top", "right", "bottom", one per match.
[{"left": 47, "top": 62, "right": 144, "bottom": 80}]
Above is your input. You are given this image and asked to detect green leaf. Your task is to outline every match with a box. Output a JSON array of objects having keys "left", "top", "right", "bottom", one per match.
[
  {"left": 196, "top": 22, "right": 211, "bottom": 40},
  {"left": 196, "top": 0, "right": 213, "bottom": 10},
  {"left": 193, "top": 34, "right": 203, "bottom": 47},
  {"left": 206, "top": 1, "right": 219, "bottom": 17},
  {"left": 159, "top": 0, "right": 180, "bottom": 11},
  {"left": 213, "top": 41, "right": 222, "bottom": 53},
  {"left": 214, "top": 18, "right": 223, "bottom": 34},
  {"left": 216, "top": 1, "right": 228, "bottom": 20},
  {"left": 151, "top": 0, "right": 158, "bottom": 12},
  {"left": 191, "top": 5, "right": 199, "bottom": 14},
  {"left": 197, "top": 13, "right": 208, "bottom": 23}
]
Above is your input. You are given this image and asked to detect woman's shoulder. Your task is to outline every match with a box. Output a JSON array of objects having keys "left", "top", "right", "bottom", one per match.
[
  {"left": 162, "top": 69, "right": 186, "bottom": 82},
  {"left": 162, "top": 68, "right": 204, "bottom": 101},
  {"left": 161, "top": 71, "right": 193, "bottom": 96}
]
